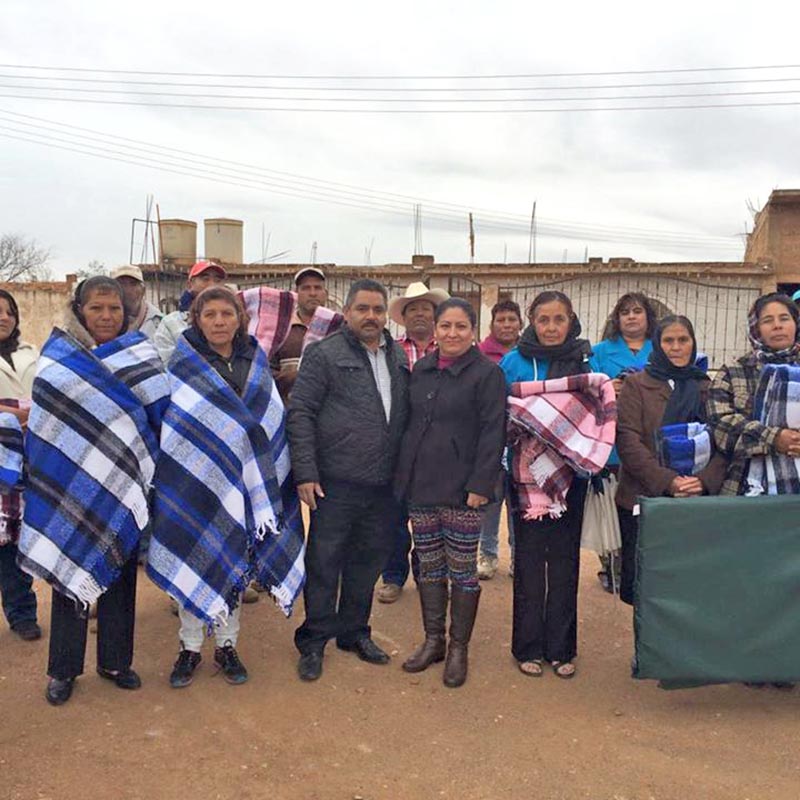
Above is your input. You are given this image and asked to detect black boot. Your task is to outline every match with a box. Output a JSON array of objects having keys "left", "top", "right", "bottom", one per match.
[
  {"left": 443, "top": 586, "right": 480, "bottom": 688},
  {"left": 402, "top": 582, "right": 448, "bottom": 673}
]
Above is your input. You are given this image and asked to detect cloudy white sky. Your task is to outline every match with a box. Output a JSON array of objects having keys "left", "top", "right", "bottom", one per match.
[{"left": 2, "top": 0, "right": 800, "bottom": 278}]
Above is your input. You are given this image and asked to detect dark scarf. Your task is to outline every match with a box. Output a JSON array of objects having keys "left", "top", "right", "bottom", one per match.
[
  {"left": 645, "top": 337, "right": 707, "bottom": 426},
  {"left": 747, "top": 301, "right": 800, "bottom": 364},
  {"left": 517, "top": 316, "right": 591, "bottom": 379}
]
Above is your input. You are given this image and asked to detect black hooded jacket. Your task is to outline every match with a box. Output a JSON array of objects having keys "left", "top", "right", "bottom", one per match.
[{"left": 287, "top": 326, "right": 409, "bottom": 487}]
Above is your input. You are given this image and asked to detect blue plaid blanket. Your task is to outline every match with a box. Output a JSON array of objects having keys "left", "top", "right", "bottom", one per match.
[
  {"left": 656, "top": 422, "right": 712, "bottom": 476},
  {"left": 0, "top": 411, "right": 23, "bottom": 492},
  {"left": 746, "top": 364, "right": 800, "bottom": 496},
  {"left": 147, "top": 334, "right": 305, "bottom": 625},
  {"left": 17, "top": 330, "right": 169, "bottom": 606}
]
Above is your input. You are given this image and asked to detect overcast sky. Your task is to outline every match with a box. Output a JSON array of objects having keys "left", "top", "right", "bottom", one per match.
[{"left": 2, "top": 0, "right": 800, "bottom": 278}]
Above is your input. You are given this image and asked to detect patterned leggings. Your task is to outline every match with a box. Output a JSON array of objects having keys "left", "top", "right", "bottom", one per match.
[{"left": 409, "top": 505, "right": 484, "bottom": 591}]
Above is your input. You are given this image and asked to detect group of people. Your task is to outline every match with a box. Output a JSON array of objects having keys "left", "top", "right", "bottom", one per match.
[{"left": 1, "top": 261, "right": 799, "bottom": 704}]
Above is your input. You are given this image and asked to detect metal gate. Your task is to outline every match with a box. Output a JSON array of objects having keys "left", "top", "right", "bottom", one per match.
[{"left": 499, "top": 272, "right": 762, "bottom": 370}]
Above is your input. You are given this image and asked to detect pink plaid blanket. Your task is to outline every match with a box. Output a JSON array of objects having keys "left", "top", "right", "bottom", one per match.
[
  {"left": 238, "top": 286, "right": 343, "bottom": 358},
  {"left": 508, "top": 373, "right": 616, "bottom": 520}
]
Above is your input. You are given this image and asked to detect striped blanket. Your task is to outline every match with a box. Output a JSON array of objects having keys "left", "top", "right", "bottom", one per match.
[
  {"left": 0, "top": 409, "right": 23, "bottom": 493},
  {"left": 0, "top": 409, "right": 24, "bottom": 546},
  {"left": 656, "top": 422, "right": 712, "bottom": 476},
  {"left": 17, "top": 330, "right": 169, "bottom": 605},
  {"left": 147, "top": 334, "right": 305, "bottom": 625},
  {"left": 508, "top": 373, "right": 617, "bottom": 520},
  {"left": 239, "top": 285, "right": 343, "bottom": 358},
  {"left": 746, "top": 364, "right": 800, "bottom": 496}
]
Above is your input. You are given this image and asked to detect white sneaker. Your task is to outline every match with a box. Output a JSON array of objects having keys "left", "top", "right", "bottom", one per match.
[{"left": 477, "top": 554, "right": 498, "bottom": 580}]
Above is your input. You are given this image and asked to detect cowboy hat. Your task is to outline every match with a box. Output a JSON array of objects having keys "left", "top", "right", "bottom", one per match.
[{"left": 389, "top": 282, "right": 450, "bottom": 325}]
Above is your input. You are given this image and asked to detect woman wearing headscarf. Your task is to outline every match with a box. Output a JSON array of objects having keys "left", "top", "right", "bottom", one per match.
[
  {"left": 18, "top": 277, "right": 169, "bottom": 705},
  {"left": 707, "top": 293, "right": 800, "bottom": 497},
  {"left": 148, "top": 286, "right": 304, "bottom": 689},
  {"left": 0, "top": 290, "right": 40, "bottom": 641},
  {"left": 588, "top": 292, "right": 657, "bottom": 592},
  {"left": 616, "top": 315, "right": 727, "bottom": 605},
  {"left": 501, "top": 291, "right": 615, "bottom": 679},
  {"left": 395, "top": 298, "right": 506, "bottom": 688}
]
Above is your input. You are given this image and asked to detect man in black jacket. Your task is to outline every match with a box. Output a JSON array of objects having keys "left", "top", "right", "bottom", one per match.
[{"left": 288, "top": 278, "right": 409, "bottom": 681}]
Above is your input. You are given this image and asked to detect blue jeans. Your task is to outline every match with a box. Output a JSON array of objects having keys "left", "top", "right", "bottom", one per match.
[
  {"left": 381, "top": 508, "right": 420, "bottom": 587},
  {"left": 0, "top": 543, "right": 37, "bottom": 629},
  {"left": 479, "top": 474, "right": 516, "bottom": 559}
]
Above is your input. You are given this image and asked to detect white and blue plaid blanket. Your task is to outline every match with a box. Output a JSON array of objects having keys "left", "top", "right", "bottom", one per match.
[
  {"left": 656, "top": 422, "right": 712, "bottom": 476},
  {"left": 147, "top": 334, "right": 305, "bottom": 625},
  {"left": 746, "top": 364, "right": 800, "bottom": 496},
  {"left": 0, "top": 411, "right": 23, "bottom": 492},
  {"left": 17, "top": 329, "right": 169, "bottom": 606}
]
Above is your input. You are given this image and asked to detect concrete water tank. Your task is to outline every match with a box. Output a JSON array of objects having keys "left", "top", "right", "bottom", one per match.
[
  {"left": 159, "top": 219, "right": 197, "bottom": 264},
  {"left": 204, "top": 218, "right": 243, "bottom": 264}
]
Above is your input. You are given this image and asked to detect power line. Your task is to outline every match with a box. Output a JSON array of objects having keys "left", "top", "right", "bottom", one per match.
[
  {"left": 2, "top": 73, "right": 800, "bottom": 92},
  {"left": 2, "top": 62, "right": 800, "bottom": 80},
  {"left": 2, "top": 92, "right": 800, "bottom": 113},
  {"left": 4, "top": 84, "right": 800, "bottom": 103},
  {"left": 0, "top": 109, "right": 740, "bottom": 246},
  {"left": 0, "top": 124, "right": 742, "bottom": 252}
]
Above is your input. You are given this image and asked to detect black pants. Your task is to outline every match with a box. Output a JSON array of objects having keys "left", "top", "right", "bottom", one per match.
[
  {"left": 618, "top": 506, "right": 638, "bottom": 606},
  {"left": 0, "top": 542, "right": 37, "bottom": 629},
  {"left": 47, "top": 555, "right": 138, "bottom": 680},
  {"left": 512, "top": 480, "right": 586, "bottom": 664},
  {"left": 295, "top": 480, "right": 397, "bottom": 655}
]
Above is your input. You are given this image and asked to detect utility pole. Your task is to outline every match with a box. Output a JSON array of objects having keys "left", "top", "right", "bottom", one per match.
[
  {"left": 413, "top": 204, "right": 424, "bottom": 255},
  {"left": 469, "top": 213, "right": 475, "bottom": 264},
  {"left": 528, "top": 201, "right": 537, "bottom": 264},
  {"left": 310, "top": 241, "right": 318, "bottom": 265}
]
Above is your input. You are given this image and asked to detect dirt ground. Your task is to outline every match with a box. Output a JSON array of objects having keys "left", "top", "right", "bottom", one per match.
[{"left": 3, "top": 530, "right": 799, "bottom": 800}]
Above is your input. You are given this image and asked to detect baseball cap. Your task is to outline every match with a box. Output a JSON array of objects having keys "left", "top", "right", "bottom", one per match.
[
  {"left": 188, "top": 260, "right": 227, "bottom": 280},
  {"left": 110, "top": 265, "right": 144, "bottom": 283},
  {"left": 294, "top": 267, "right": 326, "bottom": 285}
]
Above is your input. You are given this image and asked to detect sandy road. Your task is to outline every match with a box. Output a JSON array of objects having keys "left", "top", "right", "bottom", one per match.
[{"left": 2, "top": 537, "right": 799, "bottom": 800}]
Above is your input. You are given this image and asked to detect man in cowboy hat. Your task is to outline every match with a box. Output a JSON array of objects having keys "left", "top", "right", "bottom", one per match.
[{"left": 377, "top": 281, "right": 449, "bottom": 604}]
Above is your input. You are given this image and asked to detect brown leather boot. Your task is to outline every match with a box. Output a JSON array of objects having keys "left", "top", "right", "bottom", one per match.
[
  {"left": 443, "top": 586, "right": 480, "bottom": 688},
  {"left": 402, "top": 582, "right": 448, "bottom": 673}
]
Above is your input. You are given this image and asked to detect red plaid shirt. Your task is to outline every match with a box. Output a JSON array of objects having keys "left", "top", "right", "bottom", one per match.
[{"left": 397, "top": 335, "right": 436, "bottom": 368}]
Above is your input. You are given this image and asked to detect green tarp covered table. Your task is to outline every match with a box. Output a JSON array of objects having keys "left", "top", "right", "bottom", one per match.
[{"left": 633, "top": 495, "right": 800, "bottom": 687}]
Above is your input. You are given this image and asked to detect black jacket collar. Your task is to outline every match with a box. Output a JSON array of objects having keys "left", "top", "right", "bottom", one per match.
[{"left": 415, "top": 344, "right": 482, "bottom": 376}]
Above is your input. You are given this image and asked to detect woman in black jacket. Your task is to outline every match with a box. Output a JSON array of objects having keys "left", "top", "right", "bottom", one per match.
[{"left": 395, "top": 298, "right": 506, "bottom": 688}]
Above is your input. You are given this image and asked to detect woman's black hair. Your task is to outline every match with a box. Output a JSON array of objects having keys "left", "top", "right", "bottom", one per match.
[
  {"left": 527, "top": 290, "right": 574, "bottom": 320},
  {"left": 0, "top": 289, "right": 21, "bottom": 357},
  {"left": 751, "top": 292, "right": 799, "bottom": 324},
  {"left": 654, "top": 314, "right": 696, "bottom": 344},
  {"left": 602, "top": 292, "right": 658, "bottom": 341},
  {"left": 72, "top": 276, "right": 130, "bottom": 337},
  {"left": 490, "top": 299, "right": 522, "bottom": 323},
  {"left": 434, "top": 297, "right": 477, "bottom": 328},
  {"left": 189, "top": 285, "right": 249, "bottom": 340}
]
